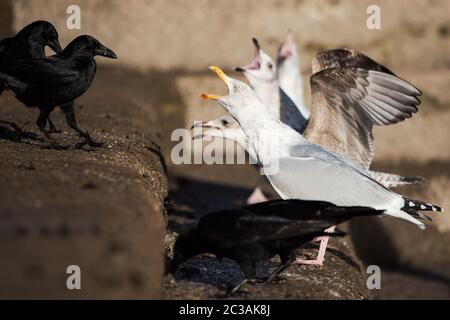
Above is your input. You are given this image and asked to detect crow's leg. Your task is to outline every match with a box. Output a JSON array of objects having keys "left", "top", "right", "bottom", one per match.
[
  {"left": 225, "top": 260, "right": 256, "bottom": 297},
  {"left": 37, "top": 108, "right": 68, "bottom": 150},
  {"left": 295, "top": 225, "right": 336, "bottom": 266},
  {"left": 265, "top": 251, "right": 296, "bottom": 284},
  {"left": 61, "top": 102, "right": 102, "bottom": 148},
  {"left": 47, "top": 117, "right": 61, "bottom": 133}
]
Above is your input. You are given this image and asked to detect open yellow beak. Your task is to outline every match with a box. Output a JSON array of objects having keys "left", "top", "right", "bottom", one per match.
[
  {"left": 200, "top": 93, "right": 222, "bottom": 100},
  {"left": 208, "top": 66, "right": 227, "bottom": 81},
  {"left": 200, "top": 66, "right": 228, "bottom": 101}
]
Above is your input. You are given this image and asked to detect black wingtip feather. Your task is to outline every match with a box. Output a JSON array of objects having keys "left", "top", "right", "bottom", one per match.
[{"left": 402, "top": 197, "right": 443, "bottom": 212}]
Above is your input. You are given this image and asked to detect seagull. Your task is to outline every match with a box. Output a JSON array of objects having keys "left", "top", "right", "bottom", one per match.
[
  {"left": 200, "top": 66, "right": 443, "bottom": 265},
  {"left": 168, "top": 199, "right": 383, "bottom": 295},
  {"left": 235, "top": 38, "right": 309, "bottom": 133},
  {"left": 194, "top": 40, "right": 425, "bottom": 193},
  {"left": 277, "top": 30, "right": 308, "bottom": 118}
]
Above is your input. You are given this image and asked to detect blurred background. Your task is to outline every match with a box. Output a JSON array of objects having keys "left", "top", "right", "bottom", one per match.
[{"left": 0, "top": 0, "right": 449, "bottom": 299}]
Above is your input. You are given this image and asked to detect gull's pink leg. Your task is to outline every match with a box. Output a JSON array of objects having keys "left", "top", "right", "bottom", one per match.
[
  {"left": 295, "top": 226, "right": 336, "bottom": 266},
  {"left": 246, "top": 187, "right": 268, "bottom": 205}
]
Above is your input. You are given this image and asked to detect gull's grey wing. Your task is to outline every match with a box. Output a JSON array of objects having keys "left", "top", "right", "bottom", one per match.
[
  {"left": 263, "top": 144, "right": 424, "bottom": 228},
  {"left": 304, "top": 67, "right": 421, "bottom": 169},
  {"left": 311, "top": 48, "right": 395, "bottom": 75},
  {"left": 279, "top": 88, "right": 309, "bottom": 133}
]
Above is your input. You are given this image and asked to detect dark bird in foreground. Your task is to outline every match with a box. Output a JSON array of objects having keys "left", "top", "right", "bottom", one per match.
[
  {"left": 0, "top": 35, "right": 117, "bottom": 149},
  {"left": 167, "top": 199, "right": 383, "bottom": 295}
]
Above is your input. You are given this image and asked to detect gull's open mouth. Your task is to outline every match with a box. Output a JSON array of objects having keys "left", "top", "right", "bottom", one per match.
[
  {"left": 245, "top": 59, "right": 261, "bottom": 70},
  {"left": 191, "top": 121, "right": 221, "bottom": 130},
  {"left": 235, "top": 55, "right": 261, "bottom": 72},
  {"left": 234, "top": 38, "right": 262, "bottom": 72},
  {"left": 278, "top": 47, "right": 292, "bottom": 61},
  {"left": 200, "top": 66, "right": 228, "bottom": 100}
]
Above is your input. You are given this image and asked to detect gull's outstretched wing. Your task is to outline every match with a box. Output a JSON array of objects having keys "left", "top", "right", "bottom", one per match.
[
  {"left": 311, "top": 48, "right": 395, "bottom": 75},
  {"left": 305, "top": 66, "right": 421, "bottom": 169}
]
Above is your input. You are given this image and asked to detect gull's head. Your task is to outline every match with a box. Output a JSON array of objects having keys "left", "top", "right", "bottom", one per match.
[
  {"left": 234, "top": 38, "right": 277, "bottom": 85},
  {"left": 277, "top": 30, "right": 299, "bottom": 67},
  {"left": 201, "top": 66, "right": 258, "bottom": 118}
]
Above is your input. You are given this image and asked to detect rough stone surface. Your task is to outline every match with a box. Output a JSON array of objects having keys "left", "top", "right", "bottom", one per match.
[
  {"left": 163, "top": 165, "right": 371, "bottom": 300},
  {"left": 1, "top": 0, "right": 449, "bottom": 299},
  {"left": 0, "top": 66, "right": 168, "bottom": 299}
]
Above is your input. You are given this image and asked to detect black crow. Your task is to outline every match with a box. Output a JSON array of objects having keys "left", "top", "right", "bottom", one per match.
[
  {"left": 168, "top": 199, "right": 383, "bottom": 295},
  {"left": 0, "top": 35, "right": 117, "bottom": 149},
  {"left": 0, "top": 20, "right": 62, "bottom": 106},
  {"left": 0, "top": 20, "right": 62, "bottom": 62}
]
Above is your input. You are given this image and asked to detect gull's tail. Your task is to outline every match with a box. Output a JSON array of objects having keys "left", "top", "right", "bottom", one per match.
[
  {"left": 385, "top": 198, "right": 443, "bottom": 230},
  {"left": 370, "top": 170, "right": 426, "bottom": 188},
  {"left": 402, "top": 197, "right": 443, "bottom": 213}
]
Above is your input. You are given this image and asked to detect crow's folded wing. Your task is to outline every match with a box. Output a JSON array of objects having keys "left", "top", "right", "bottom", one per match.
[
  {"left": 197, "top": 201, "right": 381, "bottom": 247},
  {"left": 0, "top": 57, "right": 79, "bottom": 85}
]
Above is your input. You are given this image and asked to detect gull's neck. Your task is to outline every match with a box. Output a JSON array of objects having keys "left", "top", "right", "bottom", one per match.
[
  {"left": 231, "top": 98, "right": 309, "bottom": 165},
  {"left": 251, "top": 79, "right": 281, "bottom": 119},
  {"left": 278, "top": 61, "right": 310, "bottom": 119}
]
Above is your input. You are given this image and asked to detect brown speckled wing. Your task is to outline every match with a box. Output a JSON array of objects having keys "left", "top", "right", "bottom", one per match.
[
  {"left": 311, "top": 48, "right": 394, "bottom": 75},
  {"left": 305, "top": 67, "right": 421, "bottom": 169}
]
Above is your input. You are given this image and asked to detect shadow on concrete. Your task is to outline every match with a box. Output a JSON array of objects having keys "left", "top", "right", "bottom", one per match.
[
  {"left": 350, "top": 217, "right": 450, "bottom": 289},
  {"left": 0, "top": 120, "right": 43, "bottom": 143},
  {"left": 0, "top": 1, "right": 13, "bottom": 39}
]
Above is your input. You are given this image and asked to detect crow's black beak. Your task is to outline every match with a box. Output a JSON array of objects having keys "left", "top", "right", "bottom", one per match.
[
  {"left": 96, "top": 45, "right": 118, "bottom": 59},
  {"left": 48, "top": 39, "right": 62, "bottom": 54}
]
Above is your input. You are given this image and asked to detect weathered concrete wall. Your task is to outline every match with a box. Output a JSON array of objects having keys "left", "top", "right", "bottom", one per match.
[
  {"left": 0, "top": 65, "right": 168, "bottom": 299},
  {"left": 9, "top": 0, "right": 450, "bottom": 71},
  {"left": 1, "top": 0, "right": 449, "bottom": 299}
]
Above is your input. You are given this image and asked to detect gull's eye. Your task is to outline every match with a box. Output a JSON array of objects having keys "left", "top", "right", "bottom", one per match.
[
  {"left": 221, "top": 119, "right": 229, "bottom": 126},
  {"left": 233, "top": 85, "right": 239, "bottom": 93},
  {"left": 268, "top": 63, "right": 273, "bottom": 70}
]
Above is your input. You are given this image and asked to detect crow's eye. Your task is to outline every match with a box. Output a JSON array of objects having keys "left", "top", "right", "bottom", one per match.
[
  {"left": 233, "top": 85, "right": 239, "bottom": 93},
  {"left": 268, "top": 63, "right": 273, "bottom": 70}
]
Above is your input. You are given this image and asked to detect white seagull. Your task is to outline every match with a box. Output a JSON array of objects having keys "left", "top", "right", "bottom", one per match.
[
  {"left": 200, "top": 66, "right": 442, "bottom": 265},
  {"left": 277, "top": 30, "right": 309, "bottom": 120},
  {"left": 194, "top": 39, "right": 425, "bottom": 194}
]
